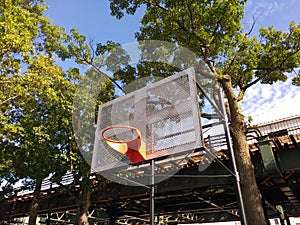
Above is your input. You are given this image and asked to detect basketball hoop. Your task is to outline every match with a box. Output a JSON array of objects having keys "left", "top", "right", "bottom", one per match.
[
  {"left": 92, "top": 67, "right": 203, "bottom": 175},
  {"left": 101, "top": 125, "right": 147, "bottom": 164}
]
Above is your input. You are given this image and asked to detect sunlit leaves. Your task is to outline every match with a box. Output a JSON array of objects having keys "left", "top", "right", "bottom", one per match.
[
  {"left": 0, "top": 0, "right": 76, "bottom": 185},
  {"left": 253, "top": 22, "right": 300, "bottom": 84},
  {"left": 109, "top": 0, "right": 300, "bottom": 94}
]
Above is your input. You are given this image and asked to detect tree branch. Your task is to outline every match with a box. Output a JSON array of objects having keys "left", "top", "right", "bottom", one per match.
[
  {"left": 244, "top": 48, "right": 300, "bottom": 90},
  {"left": 0, "top": 95, "right": 18, "bottom": 105},
  {"left": 207, "top": 18, "right": 222, "bottom": 48},
  {"left": 175, "top": 19, "right": 206, "bottom": 47},
  {"left": 144, "top": 0, "right": 168, "bottom": 11},
  {"left": 89, "top": 62, "right": 125, "bottom": 94},
  {"left": 186, "top": 0, "right": 195, "bottom": 32},
  {"left": 236, "top": 88, "right": 245, "bottom": 102},
  {"left": 223, "top": 17, "right": 257, "bottom": 76},
  {"left": 204, "top": 61, "right": 217, "bottom": 76},
  {"left": 89, "top": 38, "right": 96, "bottom": 63},
  {"left": 246, "top": 16, "right": 257, "bottom": 36}
]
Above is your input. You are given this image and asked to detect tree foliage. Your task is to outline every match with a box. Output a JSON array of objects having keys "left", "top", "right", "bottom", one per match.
[
  {"left": 110, "top": 0, "right": 300, "bottom": 92},
  {"left": 0, "top": 0, "right": 80, "bottom": 223},
  {"left": 0, "top": 0, "right": 121, "bottom": 224},
  {"left": 0, "top": 0, "right": 73, "bottom": 180},
  {"left": 61, "top": 28, "right": 126, "bottom": 224}
]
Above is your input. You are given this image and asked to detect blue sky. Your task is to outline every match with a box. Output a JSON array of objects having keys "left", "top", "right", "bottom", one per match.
[
  {"left": 45, "top": 0, "right": 299, "bottom": 42},
  {"left": 45, "top": 0, "right": 300, "bottom": 124},
  {"left": 241, "top": 1, "right": 300, "bottom": 124},
  {"left": 45, "top": 0, "right": 143, "bottom": 44}
]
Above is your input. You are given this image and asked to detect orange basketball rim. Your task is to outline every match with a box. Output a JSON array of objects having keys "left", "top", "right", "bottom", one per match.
[{"left": 101, "top": 125, "right": 147, "bottom": 164}]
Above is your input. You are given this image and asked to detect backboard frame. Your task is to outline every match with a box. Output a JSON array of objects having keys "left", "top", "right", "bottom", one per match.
[{"left": 91, "top": 67, "right": 204, "bottom": 173}]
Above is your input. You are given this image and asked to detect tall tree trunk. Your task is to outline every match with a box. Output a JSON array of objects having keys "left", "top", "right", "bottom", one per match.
[
  {"left": 77, "top": 175, "right": 92, "bottom": 225},
  {"left": 28, "top": 178, "right": 43, "bottom": 225},
  {"left": 221, "top": 75, "right": 267, "bottom": 225}
]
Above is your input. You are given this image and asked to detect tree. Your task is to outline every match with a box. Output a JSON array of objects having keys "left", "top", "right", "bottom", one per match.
[
  {"left": 66, "top": 30, "right": 129, "bottom": 224},
  {"left": 107, "top": 0, "right": 300, "bottom": 224},
  {"left": 0, "top": 0, "right": 77, "bottom": 224},
  {"left": 0, "top": 1, "right": 118, "bottom": 225},
  {"left": 69, "top": 64, "right": 113, "bottom": 225}
]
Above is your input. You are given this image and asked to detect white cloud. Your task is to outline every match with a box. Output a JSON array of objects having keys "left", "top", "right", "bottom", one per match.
[
  {"left": 261, "top": 85, "right": 273, "bottom": 99},
  {"left": 245, "top": 0, "right": 283, "bottom": 18},
  {"left": 243, "top": 0, "right": 299, "bottom": 32},
  {"left": 241, "top": 76, "right": 300, "bottom": 124}
]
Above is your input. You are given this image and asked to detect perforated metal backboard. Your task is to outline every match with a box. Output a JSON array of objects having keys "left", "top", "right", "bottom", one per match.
[{"left": 91, "top": 68, "right": 203, "bottom": 173}]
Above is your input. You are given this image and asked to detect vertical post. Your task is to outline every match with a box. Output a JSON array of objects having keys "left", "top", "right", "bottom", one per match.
[
  {"left": 219, "top": 88, "right": 248, "bottom": 225},
  {"left": 285, "top": 217, "right": 291, "bottom": 225},
  {"left": 150, "top": 159, "right": 155, "bottom": 225},
  {"left": 279, "top": 217, "right": 285, "bottom": 225},
  {"left": 46, "top": 208, "right": 52, "bottom": 225},
  {"left": 46, "top": 183, "right": 53, "bottom": 225},
  {"left": 262, "top": 198, "right": 271, "bottom": 225},
  {"left": 9, "top": 200, "right": 17, "bottom": 224}
]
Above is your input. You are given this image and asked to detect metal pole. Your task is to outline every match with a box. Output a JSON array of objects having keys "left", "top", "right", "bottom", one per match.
[
  {"left": 219, "top": 87, "right": 248, "bottom": 225},
  {"left": 285, "top": 217, "right": 291, "bottom": 225},
  {"left": 46, "top": 183, "right": 53, "bottom": 225},
  {"left": 150, "top": 159, "right": 155, "bottom": 225},
  {"left": 150, "top": 123, "right": 155, "bottom": 225}
]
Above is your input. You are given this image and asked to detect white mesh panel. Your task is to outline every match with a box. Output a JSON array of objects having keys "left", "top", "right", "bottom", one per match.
[{"left": 91, "top": 68, "right": 203, "bottom": 173}]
